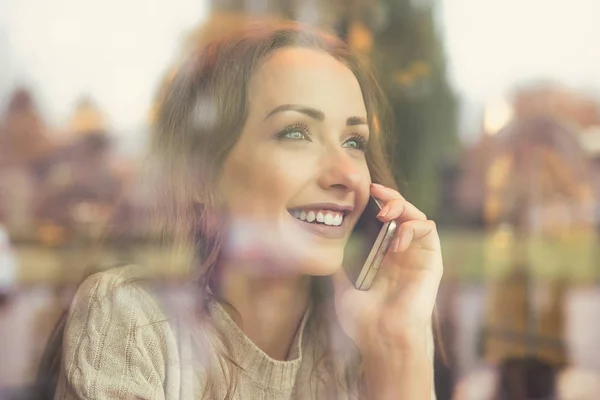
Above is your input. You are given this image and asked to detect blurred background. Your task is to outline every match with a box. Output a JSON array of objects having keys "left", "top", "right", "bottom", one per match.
[{"left": 1, "top": 0, "right": 599, "bottom": 398}]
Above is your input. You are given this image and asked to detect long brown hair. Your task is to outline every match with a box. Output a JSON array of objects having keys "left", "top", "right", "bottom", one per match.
[{"left": 37, "top": 21, "right": 398, "bottom": 399}]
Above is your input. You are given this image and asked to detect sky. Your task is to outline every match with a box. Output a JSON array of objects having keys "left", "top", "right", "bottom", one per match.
[
  {"left": 441, "top": 0, "right": 600, "bottom": 99},
  {"left": 0, "top": 0, "right": 207, "bottom": 130},
  {"left": 1, "top": 0, "right": 600, "bottom": 142},
  {"left": 439, "top": 0, "right": 600, "bottom": 140}
]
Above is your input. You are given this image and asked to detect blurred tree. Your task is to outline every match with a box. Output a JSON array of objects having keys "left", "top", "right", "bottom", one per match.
[{"left": 365, "top": 0, "right": 459, "bottom": 215}]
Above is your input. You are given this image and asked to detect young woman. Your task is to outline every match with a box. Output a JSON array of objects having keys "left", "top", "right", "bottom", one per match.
[{"left": 49, "top": 22, "right": 443, "bottom": 399}]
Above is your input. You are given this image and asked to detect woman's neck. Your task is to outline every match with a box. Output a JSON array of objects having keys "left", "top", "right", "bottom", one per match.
[{"left": 216, "top": 260, "right": 312, "bottom": 360}]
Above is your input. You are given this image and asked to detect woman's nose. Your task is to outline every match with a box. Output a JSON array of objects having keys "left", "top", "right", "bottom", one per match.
[{"left": 317, "top": 149, "right": 365, "bottom": 193}]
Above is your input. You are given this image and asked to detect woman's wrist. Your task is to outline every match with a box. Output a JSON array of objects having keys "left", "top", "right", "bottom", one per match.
[
  {"left": 360, "top": 330, "right": 429, "bottom": 368},
  {"left": 357, "top": 321, "right": 430, "bottom": 358},
  {"left": 360, "top": 328, "right": 432, "bottom": 400}
]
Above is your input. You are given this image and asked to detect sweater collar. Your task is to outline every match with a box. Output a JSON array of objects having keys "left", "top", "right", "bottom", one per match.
[{"left": 209, "top": 300, "right": 312, "bottom": 392}]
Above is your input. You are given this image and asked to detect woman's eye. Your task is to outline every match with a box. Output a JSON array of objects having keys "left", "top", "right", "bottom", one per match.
[
  {"left": 343, "top": 136, "right": 368, "bottom": 151},
  {"left": 276, "top": 124, "right": 311, "bottom": 142},
  {"left": 284, "top": 130, "right": 307, "bottom": 140}
]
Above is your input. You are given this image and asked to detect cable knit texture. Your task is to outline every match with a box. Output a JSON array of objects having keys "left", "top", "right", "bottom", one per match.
[{"left": 55, "top": 266, "right": 436, "bottom": 399}]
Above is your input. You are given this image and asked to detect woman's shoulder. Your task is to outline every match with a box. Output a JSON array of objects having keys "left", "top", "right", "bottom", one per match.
[
  {"left": 76, "top": 264, "right": 156, "bottom": 292},
  {"left": 63, "top": 264, "right": 178, "bottom": 353},
  {"left": 57, "top": 265, "right": 183, "bottom": 399},
  {"left": 69, "top": 265, "right": 166, "bottom": 321}
]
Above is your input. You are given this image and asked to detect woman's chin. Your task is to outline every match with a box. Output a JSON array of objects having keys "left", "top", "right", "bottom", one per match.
[{"left": 296, "top": 251, "right": 344, "bottom": 276}]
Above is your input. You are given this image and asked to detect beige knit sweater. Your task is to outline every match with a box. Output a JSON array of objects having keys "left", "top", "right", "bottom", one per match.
[{"left": 55, "top": 266, "right": 436, "bottom": 399}]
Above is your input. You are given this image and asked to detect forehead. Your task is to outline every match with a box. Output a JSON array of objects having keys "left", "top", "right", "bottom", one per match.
[{"left": 247, "top": 47, "right": 367, "bottom": 118}]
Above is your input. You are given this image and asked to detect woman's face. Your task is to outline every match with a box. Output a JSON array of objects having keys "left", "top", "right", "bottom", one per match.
[{"left": 219, "top": 47, "right": 371, "bottom": 276}]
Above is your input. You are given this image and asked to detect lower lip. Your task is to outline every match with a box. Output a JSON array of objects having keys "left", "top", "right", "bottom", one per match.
[{"left": 289, "top": 213, "right": 348, "bottom": 239}]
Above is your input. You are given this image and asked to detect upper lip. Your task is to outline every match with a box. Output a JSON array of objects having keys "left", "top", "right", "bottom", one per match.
[{"left": 288, "top": 202, "right": 354, "bottom": 214}]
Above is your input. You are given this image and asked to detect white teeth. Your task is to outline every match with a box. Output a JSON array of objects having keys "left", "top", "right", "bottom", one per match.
[
  {"left": 291, "top": 209, "right": 344, "bottom": 226},
  {"left": 324, "top": 214, "right": 334, "bottom": 225},
  {"left": 316, "top": 212, "right": 324, "bottom": 223}
]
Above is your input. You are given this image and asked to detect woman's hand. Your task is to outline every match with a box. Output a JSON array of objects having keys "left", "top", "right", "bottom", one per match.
[
  {"left": 333, "top": 182, "right": 443, "bottom": 354},
  {"left": 332, "top": 183, "right": 442, "bottom": 399}
]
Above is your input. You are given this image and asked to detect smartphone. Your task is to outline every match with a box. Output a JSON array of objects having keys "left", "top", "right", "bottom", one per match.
[{"left": 343, "top": 196, "right": 397, "bottom": 290}]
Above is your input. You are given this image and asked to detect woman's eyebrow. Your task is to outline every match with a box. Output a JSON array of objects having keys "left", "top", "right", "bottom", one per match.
[
  {"left": 346, "top": 116, "right": 367, "bottom": 126},
  {"left": 264, "top": 104, "right": 324, "bottom": 121},
  {"left": 264, "top": 104, "right": 368, "bottom": 127}
]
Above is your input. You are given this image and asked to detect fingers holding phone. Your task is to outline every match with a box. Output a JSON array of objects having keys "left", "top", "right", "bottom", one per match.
[
  {"left": 342, "top": 195, "right": 396, "bottom": 290},
  {"left": 334, "top": 183, "right": 443, "bottom": 354},
  {"left": 370, "top": 183, "right": 440, "bottom": 254},
  {"left": 370, "top": 183, "right": 427, "bottom": 222},
  {"left": 341, "top": 183, "right": 440, "bottom": 291},
  {"left": 367, "top": 183, "right": 443, "bottom": 326}
]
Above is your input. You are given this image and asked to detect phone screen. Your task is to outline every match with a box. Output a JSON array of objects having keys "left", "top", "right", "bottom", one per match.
[{"left": 343, "top": 196, "right": 386, "bottom": 285}]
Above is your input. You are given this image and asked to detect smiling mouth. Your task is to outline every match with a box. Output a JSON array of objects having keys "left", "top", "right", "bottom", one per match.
[{"left": 288, "top": 209, "right": 348, "bottom": 227}]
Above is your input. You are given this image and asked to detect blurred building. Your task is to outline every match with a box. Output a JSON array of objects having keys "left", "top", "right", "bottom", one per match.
[
  {"left": 0, "top": 91, "right": 125, "bottom": 243},
  {"left": 0, "top": 89, "right": 53, "bottom": 167},
  {"left": 514, "top": 84, "right": 600, "bottom": 129},
  {"left": 481, "top": 115, "right": 596, "bottom": 399},
  {"left": 454, "top": 84, "right": 600, "bottom": 229},
  {"left": 33, "top": 131, "right": 121, "bottom": 247},
  {"left": 68, "top": 97, "right": 107, "bottom": 137},
  {"left": 444, "top": 84, "right": 600, "bottom": 399},
  {"left": 0, "top": 89, "right": 55, "bottom": 237}
]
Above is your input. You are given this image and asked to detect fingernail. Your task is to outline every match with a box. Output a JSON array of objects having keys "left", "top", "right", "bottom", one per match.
[
  {"left": 371, "top": 183, "right": 384, "bottom": 188},
  {"left": 377, "top": 205, "right": 389, "bottom": 217}
]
